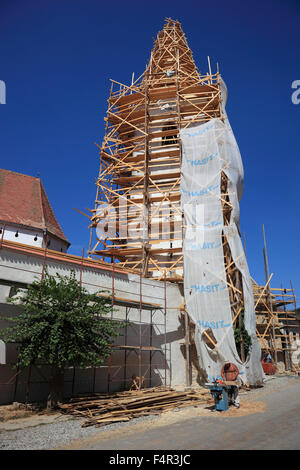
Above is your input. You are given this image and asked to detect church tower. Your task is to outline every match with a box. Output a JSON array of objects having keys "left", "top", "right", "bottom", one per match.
[{"left": 88, "top": 18, "right": 223, "bottom": 280}]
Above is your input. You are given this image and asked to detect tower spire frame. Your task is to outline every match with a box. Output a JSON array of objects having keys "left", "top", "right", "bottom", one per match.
[{"left": 88, "top": 18, "right": 224, "bottom": 281}]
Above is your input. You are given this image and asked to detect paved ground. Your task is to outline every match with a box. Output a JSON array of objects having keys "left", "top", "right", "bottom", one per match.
[
  {"left": 1, "top": 375, "right": 300, "bottom": 450},
  {"left": 58, "top": 375, "right": 300, "bottom": 451}
]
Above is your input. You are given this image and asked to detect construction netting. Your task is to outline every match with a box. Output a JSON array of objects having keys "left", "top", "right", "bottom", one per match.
[{"left": 180, "top": 79, "right": 264, "bottom": 386}]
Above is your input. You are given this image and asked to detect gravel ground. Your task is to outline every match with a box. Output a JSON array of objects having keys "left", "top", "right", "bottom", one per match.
[
  {"left": 0, "top": 375, "right": 296, "bottom": 450},
  {"left": 0, "top": 407, "right": 166, "bottom": 450}
]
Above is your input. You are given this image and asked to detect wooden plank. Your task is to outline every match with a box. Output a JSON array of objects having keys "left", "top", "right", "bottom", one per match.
[
  {"left": 109, "top": 92, "right": 145, "bottom": 107},
  {"left": 115, "top": 171, "right": 180, "bottom": 185}
]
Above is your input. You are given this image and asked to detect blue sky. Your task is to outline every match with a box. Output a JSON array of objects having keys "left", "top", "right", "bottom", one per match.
[{"left": 0, "top": 0, "right": 299, "bottom": 302}]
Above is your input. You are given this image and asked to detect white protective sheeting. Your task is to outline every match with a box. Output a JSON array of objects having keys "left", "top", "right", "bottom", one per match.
[{"left": 180, "top": 82, "right": 264, "bottom": 386}]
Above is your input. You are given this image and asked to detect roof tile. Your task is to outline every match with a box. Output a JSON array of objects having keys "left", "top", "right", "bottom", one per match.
[{"left": 0, "top": 169, "right": 70, "bottom": 245}]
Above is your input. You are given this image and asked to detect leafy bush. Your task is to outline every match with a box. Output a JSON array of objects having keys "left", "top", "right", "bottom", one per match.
[{"left": 0, "top": 271, "right": 125, "bottom": 407}]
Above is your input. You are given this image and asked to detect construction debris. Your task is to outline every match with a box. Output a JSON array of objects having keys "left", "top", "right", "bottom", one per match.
[{"left": 58, "top": 387, "right": 210, "bottom": 428}]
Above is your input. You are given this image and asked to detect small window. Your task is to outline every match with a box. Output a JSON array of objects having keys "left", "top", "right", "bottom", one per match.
[{"left": 162, "top": 123, "right": 177, "bottom": 146}]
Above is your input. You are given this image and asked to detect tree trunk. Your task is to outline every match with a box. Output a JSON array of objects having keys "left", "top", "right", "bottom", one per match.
[{"left": 47, "top": 367, "right": 64, "bottom": 410}]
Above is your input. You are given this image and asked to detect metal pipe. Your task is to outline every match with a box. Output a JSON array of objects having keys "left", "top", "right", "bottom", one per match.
[
  {"left": 139, "top": 272, "right": 142, "bottom": 384},
  {"left": 41, "top": 234, "right": 48, "bottom": 280},
  {"left": 25, "top": 364, "right": 32, "bottom": 404},
  {"left": 72, "top": 368, "right": 75, "bottom": 396},
  {"left": 111, "top": 256, "right": 115, "bottom": 319},
  {"left": 164, "top": 272, "right": 167, "bottom": 387},
  {"left": 123, "top": 306, "right": 128, "bottom": 390},
  {"left": 184, "top": 310, "right": 190, "bottom": 387},
  {"left": 150, "top": 309, "right": 153, "bottom": 387},
  {"left": 13, "top": 367, "right": 20, "bottom": 402},
  {"left": 92, "top": 367, "right": 96, "bottom": 393},
  {"left": 79, "top": 247, "right": 85, "bottom": 287},
  {"left": 107, "top": 356, "right": 111, "bottom": 393}
]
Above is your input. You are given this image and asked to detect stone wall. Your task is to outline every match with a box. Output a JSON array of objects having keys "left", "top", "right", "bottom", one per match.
[{"left": 0, "top": 243, "right": 186, "bottom": 404}]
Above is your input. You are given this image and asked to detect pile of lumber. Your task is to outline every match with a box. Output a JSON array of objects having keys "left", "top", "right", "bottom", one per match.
[{"left": 58, "top": 387, "right": 210, "bottom": 428}]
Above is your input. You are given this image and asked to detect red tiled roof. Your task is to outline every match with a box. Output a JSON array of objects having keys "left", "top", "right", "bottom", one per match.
[{"left": 0, "top": 169, "right": 70, "bottom": 245}]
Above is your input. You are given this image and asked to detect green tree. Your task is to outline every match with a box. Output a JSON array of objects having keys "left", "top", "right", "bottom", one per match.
[{"left": 0, "top": 271, "right": 124, "bottom": 409}]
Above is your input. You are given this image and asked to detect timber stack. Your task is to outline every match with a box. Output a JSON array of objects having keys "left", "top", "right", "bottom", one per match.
[{"left": 58, "top": 387, "right": 210, "bottom": 427}]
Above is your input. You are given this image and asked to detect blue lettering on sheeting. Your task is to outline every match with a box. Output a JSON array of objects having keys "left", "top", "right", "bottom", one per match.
[
  {"left": 197, "top": 320, "right": 232, "bottom": 330},
  {"left": 191, "top": 283, "right": 227, "bottom": 293},
  {"left": 192, "top": 283, "right": 219, "bottom": 293},
  {"left": 187, "top": 152, "right": 218, "bottom": 166},
  {"left": 184, "top": 121, "right": 214, "bottom": 137},
  {"left": 204, "top": 220, "right": 222, "bottom": 228},
  {"left": 181, "top": 184, "right": 219, "bottom": 197},
  {"left": 186, "top": 241, "right": 221, "bottom": 251}
]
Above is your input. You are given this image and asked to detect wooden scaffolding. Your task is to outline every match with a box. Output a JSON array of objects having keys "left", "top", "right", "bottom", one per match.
[
  {"left": 253, "top": 281, "right": 299, "bottom": 371},
  {"left": 88, "top": 18, "right": 223, "bottom": 281},
  {"left": 87, "top": 18, "right": 298, "bottom": 370}
]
